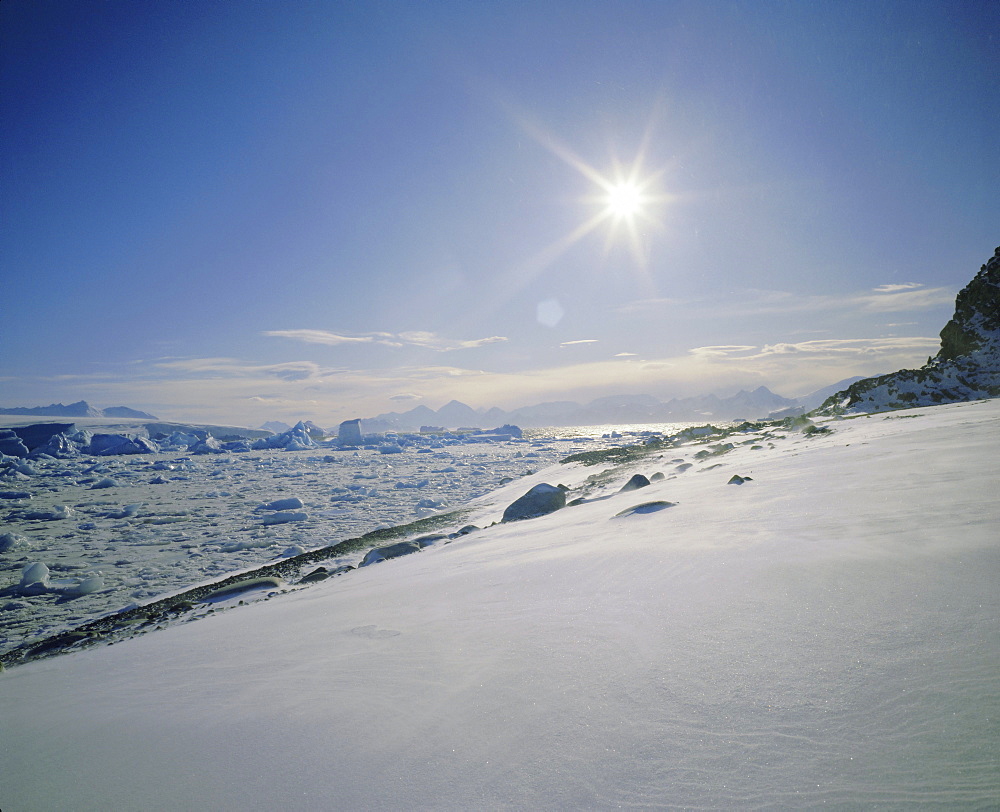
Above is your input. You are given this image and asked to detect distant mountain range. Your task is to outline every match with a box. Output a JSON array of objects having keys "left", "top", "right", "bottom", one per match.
[
  {"left": 357, "top": 381, "right": 864, "bottom": 431},
  {"left": 0, "top": 401, "right": 158, "bottom": 420}
]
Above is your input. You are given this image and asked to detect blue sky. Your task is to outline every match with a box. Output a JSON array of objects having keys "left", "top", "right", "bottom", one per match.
[{"left": 2, "top": 0, "right": 997, "bottom": 425}]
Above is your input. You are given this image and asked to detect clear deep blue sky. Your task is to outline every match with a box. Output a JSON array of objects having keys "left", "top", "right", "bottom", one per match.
[{"left": 2, "top": 0, "right": 997, "bottom": 425}]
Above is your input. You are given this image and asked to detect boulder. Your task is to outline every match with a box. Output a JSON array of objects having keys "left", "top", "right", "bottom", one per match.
[
  {"left": 359, "top": 540, "right": 423, "bottom": 567},
  {"left": 501, "top": 483, "right": 566, "bottom": 523},
  {"left": 200, "top": 577, "right": 284, "bottom": 603},
  {"left": 619, "top": 474, "right": 650, "bottom": 492}
]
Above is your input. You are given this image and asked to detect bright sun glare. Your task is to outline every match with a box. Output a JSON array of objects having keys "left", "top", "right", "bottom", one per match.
[{"left": 605, "top": 181, "right": 644, "bottom": 220}]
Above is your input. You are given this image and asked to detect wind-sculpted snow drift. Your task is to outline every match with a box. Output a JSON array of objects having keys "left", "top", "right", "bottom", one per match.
[{"left": 820, "top": 245, "right": 1000, "bottom": 414}]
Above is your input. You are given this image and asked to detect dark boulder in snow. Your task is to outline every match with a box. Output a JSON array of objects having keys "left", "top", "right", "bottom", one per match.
[
  {"left": 728, "top": 474, "right": 753, "bottom": 485},
  {"left": 619, "top": 474, "right": 651, "bottom": 492},
  {"left": 359, "top": 540, "right": 423, "bottom": 567},
  {"left": 501, "top": 483, "right": 566, "bottom": 523},
  {"left": 201, "top": 577, "right": 285, "bottom": 603}
]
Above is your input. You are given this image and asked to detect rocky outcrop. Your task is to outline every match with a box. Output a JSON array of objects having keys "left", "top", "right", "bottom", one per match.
[{"left": 820, "top": 246, "right": 1000, "bottom": 414}]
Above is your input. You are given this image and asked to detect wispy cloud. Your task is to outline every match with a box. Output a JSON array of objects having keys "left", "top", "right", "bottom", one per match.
[
  {"left": 616, "top": 284, "right": 955, "bottom": 317},
  {"left": 396, "top": 331, "right": 507, "bottom": 351},
  {"left": 873, "top": 283, "right": 924, "bottom": 293},
  {"left": 263, "top": 329, "right": 506, "bottom": 352},
  {"left": 560, "top": 339, "right": 599, "bottom": 347},
  {"left": 260, "top": 330, "right": 378, "bottom": 346}
]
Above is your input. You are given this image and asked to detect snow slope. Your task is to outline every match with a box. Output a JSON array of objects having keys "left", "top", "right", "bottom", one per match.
[{"left": 1, "top": 400, "right": 998, "bottom": 810}]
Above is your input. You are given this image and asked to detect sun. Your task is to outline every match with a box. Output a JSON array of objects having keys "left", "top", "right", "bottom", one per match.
[{"left": 605, "top": 181, "right": 645, "bottom": 220}]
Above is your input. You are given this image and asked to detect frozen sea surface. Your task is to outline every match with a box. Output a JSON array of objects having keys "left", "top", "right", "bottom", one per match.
[{"left": 0, "top": 429, "right": 635, "bottom": 655}]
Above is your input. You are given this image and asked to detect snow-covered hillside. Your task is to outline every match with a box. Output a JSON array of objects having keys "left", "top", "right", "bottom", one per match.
[
  {"left": 821, "top": 246, "right": 1000, "bottom": 414},
  {"left": 2, "top": 399, "right": 997, "bottom": 809}
]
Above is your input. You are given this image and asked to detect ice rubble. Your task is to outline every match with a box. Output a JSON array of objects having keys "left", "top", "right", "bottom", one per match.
[{"left": 1, "top": 426, "right": 605, "bottom": 656}]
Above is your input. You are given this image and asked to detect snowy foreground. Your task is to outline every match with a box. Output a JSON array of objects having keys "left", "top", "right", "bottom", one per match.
[{"left": 2, "top": 400, "right": 999, "bottom": 810}]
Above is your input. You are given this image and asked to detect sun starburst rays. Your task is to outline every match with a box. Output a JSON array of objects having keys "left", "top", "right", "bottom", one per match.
[{"left": 494, "top": 105, "right": 675, "bottom": 304}]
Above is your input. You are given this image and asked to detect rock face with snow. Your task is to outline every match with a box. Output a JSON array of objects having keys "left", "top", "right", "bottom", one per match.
[{"left": 820, "top": 246, "right": 1000, "bottom": 414}]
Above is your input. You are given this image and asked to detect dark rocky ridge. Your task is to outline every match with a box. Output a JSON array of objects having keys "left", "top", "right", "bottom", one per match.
[{"left": 820, "top": 246, "right": 1000, "bottom": 414}]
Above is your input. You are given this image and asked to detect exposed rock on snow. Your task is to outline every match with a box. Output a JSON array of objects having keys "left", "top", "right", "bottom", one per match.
[
  {"left": 820, "top": 246, "right": 1000, "bottom": 414},
  {"left": 619, "top": 473, "right": 651, "bottom": 492},
  {"left": 201, "top": 577, "right": 285, "bottom": 603},
  {"left": 728, "top": 474, "right": 753, "bottom": 485},
  {"left": 501, "top": 482, "right": 567, "bottom": 522},
  {"left": 359, "top": 540, "right": 424, "bottom": 566}
]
